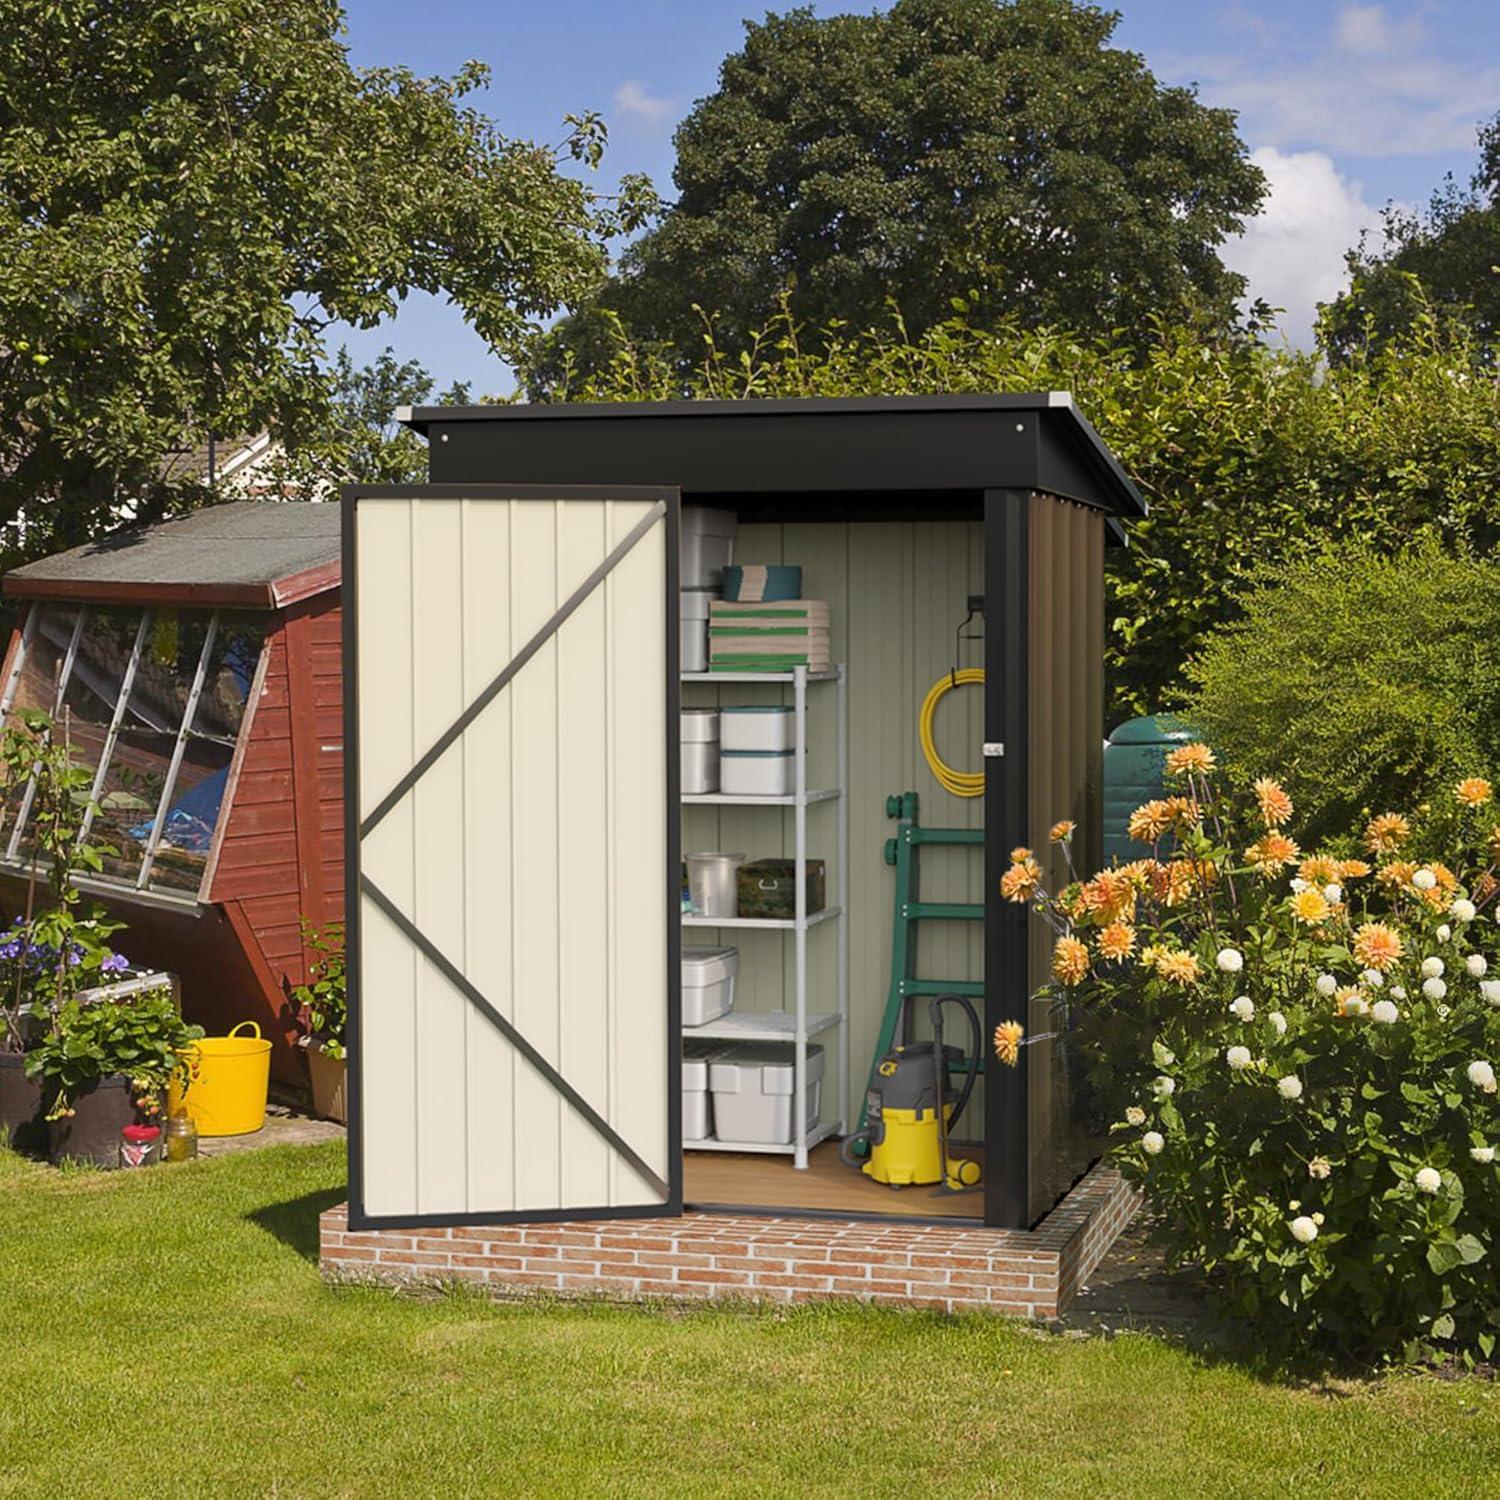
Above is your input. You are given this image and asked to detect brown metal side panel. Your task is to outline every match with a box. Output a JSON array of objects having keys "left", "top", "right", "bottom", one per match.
[{"left": 283, "top": 598, "right": 331, "bottom": 971}]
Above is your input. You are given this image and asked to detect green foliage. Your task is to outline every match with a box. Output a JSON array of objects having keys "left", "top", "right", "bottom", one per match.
[
  {"left": 290, "top": 920, "right": 345, "bottom": 1059},
  {"left": 526, "top": 0, "right": 1265, "bottom": 388},
  {"left": 0, "top": 711, "right": 128, "bottom": 1052},
  {"left": 557, "top": 305, "right": 1500, "bottom": 720},
  {"left": 273, "top": 347, "right": 472, "bottom": 489},
  {"left": 26, "top": 983, "right": 200, "bottom": 1119},
  {"left": 1321, "top": 112, "right": 1500, "bottom": 360},
  {"left": 0, "top": 0, "right": 650, "bottom": 560},
  {"left": 1184, "top": 541, "right": 1500, "bottom": 847},
  {"left": 1023, "top": 760, "right": 1500, "bottom": 1363}
]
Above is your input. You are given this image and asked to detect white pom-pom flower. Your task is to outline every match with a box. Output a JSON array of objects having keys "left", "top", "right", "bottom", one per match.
[
  {"left": 1467, "top": 1059, "right": 1497, "bottom": 1093},
  {"left": 1421, "top": 956, "right": 1445, "bottom": 978},
  {"left": 1323, "top": 883, "right": 1343, "bottom": 905},
  {"left": 1277, "top": 1075, "right": 1303, "bottom": 1100},
  {"left": 1308, "top": 1157, "right": 1332, "bottom": 1179},
  {"left": 1437, "top": 924, "right": 1453, "bottom": 943},
  {"left": 1390, "top": 985, "right": 1409, "bottom": 1001},
  {"left": 1471, "top": 1146, "right": 1495, "bottom": 1165},
  {"left": 1124, "top": 1105, "right": 1146, "bottom": 1126},
  {"left": 1361, "top": 968, "right": 1385, "bottom": 988},
  {"left": 1290, "top": 878, "right": 1310, "bottom": 895},
  {"left": 1452, "top": 898, "right": 1477, "bottom": 922},
  {"left": 1268, "top": 1011, "right": 1288, "bottom": 1036},
  {"left": 1413, "top": 868, "right": 1438, "bottom": 891},
  {"left": 1315, "top": 974, "right": 1338, "bottom": 997},
  {"left": 1141, "top": 1130, "right": 1164, "bottom": 1156},
  {"left": 1226, "top": 1045, "right": 1253, "bottom": 1070},
  {"left": 1229, "top": 995, "right": 1255, "bottom": 1021},
  {"left": 1423, "top": 977, "right": 1448, "bottom": 1000},
  {"left": 1152, "top": 1075, "right": 1176, "bottom": 1098},
  {"left": 1480, "top": 979, "right": 1500, "bottom": 1005},
  {"left": 1217, "top": 947, "right": 1244, "bottom": 974},
  {"left": 1289, "top": 1215, "right": 1319, "bottom": 1244},
  {"left": 1415, "top": 1167, "right": 1442, "bottom": 1194},
  {"left": 1466, "top": 954, "right": 1488, "bottom": 978},
  {"left": 1371, "top": 999, "right": 1400, "bottom": 1024}
]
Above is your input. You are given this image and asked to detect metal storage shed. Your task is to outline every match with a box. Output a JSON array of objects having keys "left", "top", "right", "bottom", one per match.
[
  {"left": 0, "top": 501, "right": 343, "bottom": 1078},
  {"left": 345, "top": 394, "right": 1144, "bottom": 1234}
]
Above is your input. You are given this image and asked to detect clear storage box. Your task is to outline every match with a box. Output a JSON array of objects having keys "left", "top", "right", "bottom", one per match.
[
  {"left": 681, "top": 709, "right": 719, "bottom": 794},
  {"left": 719, "top": 705, "right": 795, "bottom": 752},
  {"left": 680, "top": 591, "right": 712, "bottom": 674},
  {"left": 681, "top": 507, "right": 738, "bottom": 590},
  {"left": 709, "top": 1043, "right": 825, "bottom": 1145},
  {"left": 720, "top": 749, "right": 795, "bottom": 796},
  {"left": 683, "top": 1041, "right": 730, "bottom": 1141}
]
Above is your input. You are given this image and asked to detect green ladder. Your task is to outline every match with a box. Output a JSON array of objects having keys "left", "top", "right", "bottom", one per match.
[{"left": 855, "top": 791, "right": 985, "bottom": 1142}]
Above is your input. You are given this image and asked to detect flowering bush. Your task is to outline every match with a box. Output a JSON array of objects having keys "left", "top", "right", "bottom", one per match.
[{"left": 1012, "top": 748, "right": 1500, "bottom": 1363}]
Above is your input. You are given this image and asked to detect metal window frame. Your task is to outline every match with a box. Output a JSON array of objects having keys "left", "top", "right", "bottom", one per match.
[
  {"left": 76, "top": 609, "right": 153, "bottom": 848},
  {"left": 343, "top": 483, "right": 683, "bottom": 1233}
]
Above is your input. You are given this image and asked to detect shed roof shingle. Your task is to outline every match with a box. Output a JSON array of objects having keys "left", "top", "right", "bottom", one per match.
[{"left": 3, "top": 500, "right": 341, "bottom": 609}]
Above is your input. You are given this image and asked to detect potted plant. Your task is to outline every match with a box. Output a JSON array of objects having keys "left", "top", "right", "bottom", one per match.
[
  {"left": 28, "top": 975, "right": 201, "bottom": 1166},
  {"left": 292, "top": 919, "right": 346, "bottom": 1123}
]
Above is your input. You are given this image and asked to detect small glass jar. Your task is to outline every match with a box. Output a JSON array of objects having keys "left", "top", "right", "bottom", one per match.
[
  {"left": 164, "top": 1112, "right": 198, "bottom": 1162},
  {"left": 120, "top": 1123, "right": 162, "bottom": 1169}
]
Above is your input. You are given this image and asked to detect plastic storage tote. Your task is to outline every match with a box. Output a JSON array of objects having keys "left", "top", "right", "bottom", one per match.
[
  {"left": 683, "top": 1040, "right": 730, "bottom": 1141},
  {"left": 720, "top": 749, "right": 795, "bottom": 796},
  {"left": 1103, "top": 714, "right": 1196, "bottom": 864},
  {"left": 682, "top": 944, "right": 738, "bottom": 1026},
  {"left": 681, "top": 507, "right": 738, "bottom": 590},
  {"left": 719, "top": 705, "right": 795, "bottom": 752},
  {"left": 737, "top": 858, "right": 826, "bottom": 919},
  {"left": 681, "top": 708, "right": 719, "bottom": 794},
  {"left": 709, "top": 1043, "right": 825, "bottom": 1145}
]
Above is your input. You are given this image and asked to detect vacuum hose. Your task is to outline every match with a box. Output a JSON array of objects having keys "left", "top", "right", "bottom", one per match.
[
  {"left": 920, "top": 669, "right": 985, "bottom": 797},
  {"left": 930, "top": 993, "right": 981, "bottom": 1132}
]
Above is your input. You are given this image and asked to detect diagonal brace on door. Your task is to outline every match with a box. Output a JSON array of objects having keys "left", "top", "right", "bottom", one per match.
[
  {"left": 362, "top": 876, "right": 669, "bottom": 1200},
  {"left": 359, "top": 499, "right": 667, "bottom": 840}
]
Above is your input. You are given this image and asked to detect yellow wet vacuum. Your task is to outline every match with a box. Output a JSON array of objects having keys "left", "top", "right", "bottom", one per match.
[{"left": 840, "top": 994, "right": 982, "bottom": 1193}]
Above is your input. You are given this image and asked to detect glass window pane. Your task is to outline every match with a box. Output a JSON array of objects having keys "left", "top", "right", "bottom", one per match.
[
  {"left": 142, "top": 611, "right": 266, "bottom": 893},
  {"left": 12, "top": 603, "right": 82, "bottom": 714}
]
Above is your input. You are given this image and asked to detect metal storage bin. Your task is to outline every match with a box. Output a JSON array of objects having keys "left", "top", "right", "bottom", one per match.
[
  {"left": 680, "top": 507, "right": 738, "bottom": 590},
  {"left": 737, "top": 858, "right": 825, "bottom": 919},
  {"left": 709, "top": 1043, "right": 825, "bottom": 1145},
  {"left": 719, "top": 705, "right": 795, "bottom": 752},
  {"left": 682, "top": 944, "right": 737, "bottom": 1026}
]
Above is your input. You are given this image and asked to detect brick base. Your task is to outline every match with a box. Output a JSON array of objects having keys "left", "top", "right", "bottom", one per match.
[{"left": 320, "top": 1160, "right": 1137, "bottom": 1319}]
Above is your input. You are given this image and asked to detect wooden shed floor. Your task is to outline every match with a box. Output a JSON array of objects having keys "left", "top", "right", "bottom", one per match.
[{"left": 684, "top": 1140, "right": 985, "bottom": 1220}]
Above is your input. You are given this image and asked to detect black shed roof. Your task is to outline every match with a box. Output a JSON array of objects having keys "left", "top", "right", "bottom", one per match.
[
  {"left": 3, "top": 500, "right": 341, "bottom": 609},
  {"left": 399, "top": 394, "right": 1146, "bottom": 523}
]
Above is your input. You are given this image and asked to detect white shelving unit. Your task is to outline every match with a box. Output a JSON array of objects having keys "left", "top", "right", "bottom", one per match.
[{"left": 681, "top": 662, "right": 849, "bottom": 1168}]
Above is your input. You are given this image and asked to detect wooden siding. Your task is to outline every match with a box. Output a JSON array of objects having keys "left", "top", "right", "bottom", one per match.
[
  {"left": 1025, "top": 495, "right": 1105, "bottom": 1222},
  {"left": 208, "top": 593, "right": 344, "bottom": 1071},
  {"left": 683, "top": 520, "right": 987, "bottom": 1140}
]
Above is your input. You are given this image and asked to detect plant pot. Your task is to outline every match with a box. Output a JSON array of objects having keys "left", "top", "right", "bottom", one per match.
[
  {"left": 46, "top": 1074, "right": 140, "bottom": 1169},
  {"left": 306, "top": 1044, "right": 346, "bottom": 1124},
  {"left": 0, "top": 1051, "right": 47, "bottom": 1157}
]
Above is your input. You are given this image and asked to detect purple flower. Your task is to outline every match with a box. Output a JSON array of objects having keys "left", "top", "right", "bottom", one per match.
[{"left": 100, "top": 953, "right": 130, "bottom": 973}]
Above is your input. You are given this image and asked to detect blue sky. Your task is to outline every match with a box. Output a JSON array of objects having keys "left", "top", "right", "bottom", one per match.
[{"left": 337, "top": 0, "right": 1500, "bottom": 393}]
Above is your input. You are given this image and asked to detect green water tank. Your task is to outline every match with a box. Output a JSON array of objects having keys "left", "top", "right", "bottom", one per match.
[{"left": 1102, "top": 715, "right": 1196, "bottom": 865}]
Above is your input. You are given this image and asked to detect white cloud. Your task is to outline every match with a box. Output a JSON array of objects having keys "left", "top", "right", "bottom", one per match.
[
  {"left": 612, "top": 80, "right": 675, "bottom": 130},
  {"left": 1335, "top": 3, "right": 1425, "bottom": 55},
  {"left": 1222, "top": 147, "right": 1394, "bottom": 346}
]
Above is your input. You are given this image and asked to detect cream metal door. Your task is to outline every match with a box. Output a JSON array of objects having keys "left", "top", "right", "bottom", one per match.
[{"left": 343, "top": 485, "right": 680, "bottom": 1228}]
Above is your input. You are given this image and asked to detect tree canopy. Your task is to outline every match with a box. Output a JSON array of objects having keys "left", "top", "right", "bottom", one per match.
[
  {"left": 525, "top": 0, "right": 1265, "bottom": 394},
  {"left": 0, "top": 0, "right": 647, "bottom": 561},
  {"left": 1320, "top": 112, "right": 1500, "bottom": 360}
]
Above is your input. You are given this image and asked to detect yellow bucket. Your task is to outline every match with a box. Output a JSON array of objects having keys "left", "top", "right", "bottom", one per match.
[{"left": 168, "top": 1021, "right": 272, "bottom": 1137}]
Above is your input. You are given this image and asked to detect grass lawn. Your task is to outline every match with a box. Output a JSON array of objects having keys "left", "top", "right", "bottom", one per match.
[{"left": 2, "top": 1142, "right": 1497, "bottom": 1498}]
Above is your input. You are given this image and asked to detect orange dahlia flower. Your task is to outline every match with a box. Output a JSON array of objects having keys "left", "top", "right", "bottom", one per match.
[
  {"left": 1052, "top": 936, "right": 1091, "bottom": 986},
  {"left": 1253, "top": 776, "right": 1293, "bottom": 828},
  {"left": 1353, "top": 922, "right": 1403, "bottom": 972}
]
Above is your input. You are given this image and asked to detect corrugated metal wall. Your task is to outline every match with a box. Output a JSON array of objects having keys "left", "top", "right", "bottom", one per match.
[
  {"left": 683, "top": 520, "right": 988, "bottom": 1136},
  {"left": 354, "top": 495, "right": 670, "bottom": 1220},
  {"left": 1025, "top": 495, "right": 1105, "bottom": 1220}
]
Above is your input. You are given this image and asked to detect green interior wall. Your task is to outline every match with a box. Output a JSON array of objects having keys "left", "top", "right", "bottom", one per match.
[{"left": 682, "top": 519, "right": 989, "bottom": 1144}]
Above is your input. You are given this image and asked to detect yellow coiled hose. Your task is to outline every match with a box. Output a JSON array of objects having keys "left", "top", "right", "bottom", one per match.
[{"left": 920, "top": 668, "right": 986, "bottom": 797}]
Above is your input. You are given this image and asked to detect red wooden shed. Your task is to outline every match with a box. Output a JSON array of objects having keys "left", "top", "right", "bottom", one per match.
[{"left": 0, "top": 501, "right": 343, "bottom": 1080}]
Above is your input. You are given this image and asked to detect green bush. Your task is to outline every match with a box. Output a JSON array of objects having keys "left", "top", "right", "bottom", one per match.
[
  {"left": 557, "top": 306, "right": 1500, "bottom": 721},
  {"left": 1183, "top": 540, "right": 1500, "bottom": 848},
  {"left": 1014, "top": 754, "right": 1500, "bottom": 1364}
]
